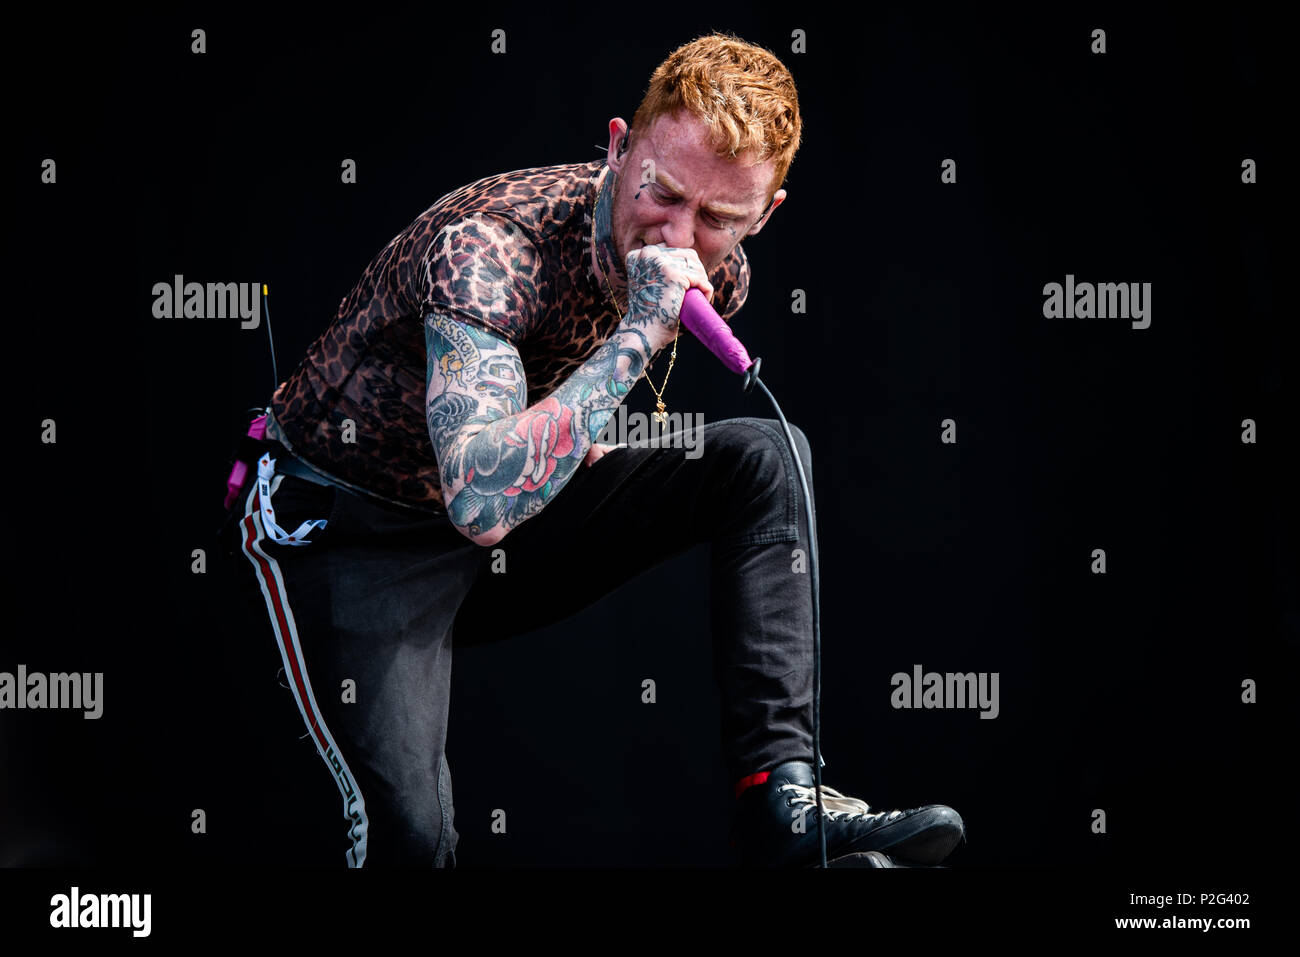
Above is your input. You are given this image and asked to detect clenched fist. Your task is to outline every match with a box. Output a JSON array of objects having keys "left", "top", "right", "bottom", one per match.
[{"left": 618, "top": 244, "right": 715, "bottom": 354}]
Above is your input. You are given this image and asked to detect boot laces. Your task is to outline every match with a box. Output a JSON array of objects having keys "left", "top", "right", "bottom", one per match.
[{"left": 780, "top": 784, "right": 906, "bottom": 822}]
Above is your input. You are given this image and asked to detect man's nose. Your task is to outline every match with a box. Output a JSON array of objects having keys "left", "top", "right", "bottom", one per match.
[{"left": 658, "top": 207, "right": 695, "bottom": 250}]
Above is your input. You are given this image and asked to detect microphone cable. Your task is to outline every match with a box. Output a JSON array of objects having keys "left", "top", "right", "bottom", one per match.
[{"left": 743, "top": 360, "right": 828, "bottom": 869}]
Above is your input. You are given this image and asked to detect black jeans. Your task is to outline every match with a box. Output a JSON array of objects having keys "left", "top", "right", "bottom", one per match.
[{"left": 221, "top": 416, "right": 817, "bottom": 867}]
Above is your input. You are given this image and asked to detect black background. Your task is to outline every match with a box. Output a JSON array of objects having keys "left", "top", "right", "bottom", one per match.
[{"left": 5, "top": 0, "right": 1291, "bottom": 914}]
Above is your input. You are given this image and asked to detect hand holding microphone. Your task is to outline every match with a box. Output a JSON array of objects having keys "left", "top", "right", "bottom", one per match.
[
  {"left": 617, "top": 244, "right": 714, "bottom": 354},
  {"left": 617, "top": 243, "right": 756, "bottom": 379}
]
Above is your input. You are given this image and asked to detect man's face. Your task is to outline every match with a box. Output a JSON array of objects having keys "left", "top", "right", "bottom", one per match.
[{"left": 605, "top": 111, "right": 786, "bottom": 278}]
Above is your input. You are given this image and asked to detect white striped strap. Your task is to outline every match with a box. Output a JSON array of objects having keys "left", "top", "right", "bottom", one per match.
[{"left": 256, "top": 454, "right": 329, "bottom": 546}]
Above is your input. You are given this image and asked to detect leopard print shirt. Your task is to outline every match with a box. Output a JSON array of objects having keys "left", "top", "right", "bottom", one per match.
[{"left": 268, "top": 159, "right": 751, "bottom": 513}]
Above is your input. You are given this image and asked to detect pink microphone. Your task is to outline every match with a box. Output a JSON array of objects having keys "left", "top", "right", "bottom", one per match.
[{"left": 678, "top": 287, "right": 760, "bottom": 383}]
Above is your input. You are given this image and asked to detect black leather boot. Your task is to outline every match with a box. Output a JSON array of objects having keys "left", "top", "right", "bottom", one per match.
[{"left": 730, "top": 760, "right": 965, "bottom": 867}]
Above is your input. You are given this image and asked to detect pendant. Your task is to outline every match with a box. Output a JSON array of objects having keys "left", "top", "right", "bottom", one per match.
[{"left": 653, "top": 400, "right": 667, "bottom": 425}]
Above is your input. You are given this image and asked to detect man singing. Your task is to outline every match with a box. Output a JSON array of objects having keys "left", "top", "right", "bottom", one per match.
[{"left": 222, "top": 32, "right": 965, "bottom": 868}]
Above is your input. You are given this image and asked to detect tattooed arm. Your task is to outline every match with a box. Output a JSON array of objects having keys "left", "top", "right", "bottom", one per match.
[
  {"left": 423, "top": 208, "right": 714, "bottom": 546},
  {"left": 425, "top": 311, "right": 655, "bottom": 546}
]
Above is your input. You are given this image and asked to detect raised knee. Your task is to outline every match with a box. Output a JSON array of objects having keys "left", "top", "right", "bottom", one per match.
[{"left": 715, "top": 418, "right": 810, "bottom": 475}]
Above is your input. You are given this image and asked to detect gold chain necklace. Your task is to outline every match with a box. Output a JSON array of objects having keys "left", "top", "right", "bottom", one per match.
[{"left": 591, "top": 178, "right": 678, "bottom": 425}]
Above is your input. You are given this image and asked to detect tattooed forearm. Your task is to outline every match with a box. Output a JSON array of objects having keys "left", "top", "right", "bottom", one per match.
[{"left": 426, "top": 311, "right": 652, "bottom": 547}]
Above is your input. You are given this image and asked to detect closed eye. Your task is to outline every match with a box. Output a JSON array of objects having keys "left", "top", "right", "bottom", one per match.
[{"left": 650, "top": 186, "right": 731, "bottom": 229}]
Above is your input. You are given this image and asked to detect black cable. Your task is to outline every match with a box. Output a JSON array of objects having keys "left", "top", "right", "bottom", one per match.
[{"left": 745, "top": 363, "right": 828, "bottom": 869}]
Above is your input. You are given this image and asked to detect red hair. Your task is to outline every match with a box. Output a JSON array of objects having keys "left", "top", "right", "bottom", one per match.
[{"left": 630, "top": 33, "right": 802, "bottom": 203}]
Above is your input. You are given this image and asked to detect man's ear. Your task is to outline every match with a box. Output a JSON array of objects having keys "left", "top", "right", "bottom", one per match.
[
  {"left": 606, "top": 117, "right": 631, "bottom": 174},
  {"left": 746, "top": 188, "right": 786, "bottom": 237}
]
